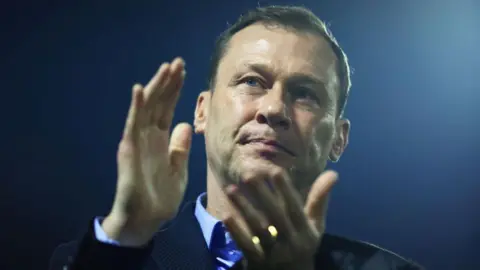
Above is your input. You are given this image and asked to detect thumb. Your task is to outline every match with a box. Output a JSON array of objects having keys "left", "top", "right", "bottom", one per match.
[
  {"left": 169, "top": 123, "right": 193, "bottom": 172},
  {"left": 304, "top": 170, "right": 338, "bottom": 231}
]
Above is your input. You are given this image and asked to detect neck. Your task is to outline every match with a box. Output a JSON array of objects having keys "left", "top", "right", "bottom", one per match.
[{"left": 205, "top": 163, "right": 233, "bottom": 222}]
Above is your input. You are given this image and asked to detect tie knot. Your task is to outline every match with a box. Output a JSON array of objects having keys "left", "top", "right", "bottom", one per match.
[
  {"left": 225, "top": 232, "right": 233, "bottom": 245},
  {"left": 211, "top": 223, "right": 243, "bottom": 264},
  {"left": 212, "top": 223, "right": 233, "bottom": 249}
]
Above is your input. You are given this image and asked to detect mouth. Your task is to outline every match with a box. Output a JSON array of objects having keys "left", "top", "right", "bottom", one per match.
[{"left": 241, "top": 138, "right": 295, "bottom": 157}]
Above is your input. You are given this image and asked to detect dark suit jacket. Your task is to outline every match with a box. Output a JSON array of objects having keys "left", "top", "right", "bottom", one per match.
[{"left": 49, "top": 202, "right": 422, "bottom": 270}]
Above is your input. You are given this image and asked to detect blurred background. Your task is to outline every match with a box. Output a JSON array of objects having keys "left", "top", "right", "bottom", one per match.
[{"left": 1, "top": 0, "right": 479, "bottom": 269}]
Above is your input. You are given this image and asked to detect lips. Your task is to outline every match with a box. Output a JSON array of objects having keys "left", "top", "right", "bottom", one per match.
[{"left": 242, "top": 138, "right": 295, "bottom": 156}]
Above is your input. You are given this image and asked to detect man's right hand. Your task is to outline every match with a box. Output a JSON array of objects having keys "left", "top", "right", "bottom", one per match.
[{"left": 102, "top": 57, "right": 192, "bottom": 247}]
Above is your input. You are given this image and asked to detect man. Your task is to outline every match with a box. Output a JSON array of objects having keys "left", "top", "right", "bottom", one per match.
[{"left": 49, "top": 5, "right": 422, "bottom": 270}]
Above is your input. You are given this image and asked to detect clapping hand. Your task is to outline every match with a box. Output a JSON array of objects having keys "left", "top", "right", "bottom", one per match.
[
  {"left": 102, "top": 58, "right": 192, "bottom": 246},
  {"left": 224, "top": 170, "right": 338, "bottom": 270}
]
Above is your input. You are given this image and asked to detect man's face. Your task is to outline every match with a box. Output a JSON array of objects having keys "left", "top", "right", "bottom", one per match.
[{"left": 195, "top": 24, "right": 349, "bottom": 194}]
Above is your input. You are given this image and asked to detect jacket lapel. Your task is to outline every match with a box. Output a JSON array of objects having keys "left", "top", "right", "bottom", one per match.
[
  {"left": 149, "top": 202, "right": 216, "bottom": 270},
  {"left": 145, "top": 201, "right": 419, "bottom": 270}
]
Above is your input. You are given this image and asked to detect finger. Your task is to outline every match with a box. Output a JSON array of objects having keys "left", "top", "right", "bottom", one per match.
[
  {"left": 224, "top": 215, "right": 264, "bottom": 262},
  {"left": 304, "top": 170, "right": 338, "bottom": 230},
  {"left": 154, "top": 68, "right": 186, "bottom": 130},
  {"left": 225, "top": 184, "right": 273, "bottom": 248},
  {"left": 243, "top": 177, "right": 294, "bottom": 238},
  {"left": 122, "top": 83, "right": 144, "bottom": 141},
  {"left": 273, "top": 172, "right": 309, "bottom": 230},
  {"left": 143, "top": 63, "right": 171, "bottom": 104},
  {"left": 168, "top": 123, "right": 192, "bottom": 173},
  {"left": 146, "top": 57, "right": 185, "bottom": 106},
  {"left": 169, "top": 57, "right": 186, "bottom": 76}
]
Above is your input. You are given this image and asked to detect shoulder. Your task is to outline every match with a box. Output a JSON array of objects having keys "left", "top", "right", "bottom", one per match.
[
  {"left": 318, "top": 233, "right": 424, "bottom": 270},
  {"left": 49, "top": 240, "right": 79, "bottom": 270},
  {"left": 48, "top": 218, "right": 155, "bottom": 270}
]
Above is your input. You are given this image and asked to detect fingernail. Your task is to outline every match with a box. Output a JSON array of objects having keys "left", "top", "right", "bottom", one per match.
[{"left": 226, "top": 184, "right": 238, "bottom": 194}]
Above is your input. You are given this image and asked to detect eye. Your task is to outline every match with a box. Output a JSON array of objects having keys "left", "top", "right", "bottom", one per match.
[
  {"left": 241, "top": 76, "right": 263, "bottom": 88},
  {"left": 292, "top": 87, "right": 319, "bottom": 103}
]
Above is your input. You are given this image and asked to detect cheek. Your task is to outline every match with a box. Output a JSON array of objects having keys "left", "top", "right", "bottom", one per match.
[
  {"left": 226, "top": 92, "right": 259, "bottom": 126},
  {"left": 296, "top": 113, "right": 336, "bottom": 159},
  {"left": 208, "top": 92, "right": 256, "bottom": 139},
  {"left": 313, "top": 118, "right": 336, "bottom": 155}
]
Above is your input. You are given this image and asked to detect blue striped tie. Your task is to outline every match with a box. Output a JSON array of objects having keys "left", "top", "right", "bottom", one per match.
[{"left": 211, "top": 223, "right": 243, "bottom": 269}]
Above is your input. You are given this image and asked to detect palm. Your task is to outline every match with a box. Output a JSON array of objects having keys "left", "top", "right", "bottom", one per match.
[
  {"left": 113, "top": 58, "right": 191, "bottom": 226},
  {"left": 138, "top": 126, "right": 186, "bottom": 219}
]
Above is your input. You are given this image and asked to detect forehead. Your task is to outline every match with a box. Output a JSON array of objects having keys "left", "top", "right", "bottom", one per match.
[{"left": 219, "top": 23, "right": 338, "bottom": 82}]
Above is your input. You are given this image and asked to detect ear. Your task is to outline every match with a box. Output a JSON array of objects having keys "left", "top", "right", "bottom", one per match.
[
  {"left": 329, "top": 118, "right": 350, "bottom": 163},
  {"left": 194, "top": 91, "right": 211, "bottom": 134}
]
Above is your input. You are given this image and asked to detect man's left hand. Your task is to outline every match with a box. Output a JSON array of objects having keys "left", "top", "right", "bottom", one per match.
[{"left": 224, "top": 170, "right": 338, "bottom": 270}]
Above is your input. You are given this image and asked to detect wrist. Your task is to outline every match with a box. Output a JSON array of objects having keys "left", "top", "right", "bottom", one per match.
[{"left": 102, "top": 213, "right": 161, "bottom": 247}]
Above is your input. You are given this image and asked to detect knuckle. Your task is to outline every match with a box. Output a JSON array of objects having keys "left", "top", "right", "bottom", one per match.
[
  {"left": 241, "top": 172, "right": 258, "bottom": 184},
  {"left": 269, "top": 168, "right": 284, "bottom": 180},
  {"left": 269, "top": 170, "right": 285, "bottom": 186},
  {"left": 117, "top": 140, "right": 136, "bottom": 159}
]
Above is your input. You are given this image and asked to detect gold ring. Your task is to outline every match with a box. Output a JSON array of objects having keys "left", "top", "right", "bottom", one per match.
[
  {"left": 267, "top": 225, "right": 278, "bottom": 238},
  {"left": 251, "top": 225, "right": 278, "bottom": 246},
  {"left": 252, "top": 236, "right": 260, "bottom": 245}
]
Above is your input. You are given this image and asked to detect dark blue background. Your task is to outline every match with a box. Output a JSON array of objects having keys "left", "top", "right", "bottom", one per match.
[{"left": 2, "top": 0, "right": 479, "bottom": 269}]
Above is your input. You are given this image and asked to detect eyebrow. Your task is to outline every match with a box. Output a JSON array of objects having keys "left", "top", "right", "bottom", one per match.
[{"left": 237, "top": 62, "right": 327, "bottom": 87}]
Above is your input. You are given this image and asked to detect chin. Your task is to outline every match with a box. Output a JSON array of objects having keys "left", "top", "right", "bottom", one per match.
[{"left": 232, "top": 156, "right": 290, "bottom": 181}]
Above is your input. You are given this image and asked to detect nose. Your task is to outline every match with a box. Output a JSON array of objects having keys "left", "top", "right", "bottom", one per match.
[{"left": 255, "top": 88, "right": 291, "bottom": 130}]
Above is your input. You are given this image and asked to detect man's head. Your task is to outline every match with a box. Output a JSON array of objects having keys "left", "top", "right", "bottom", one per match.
[{"left": 194, "top": 5, "right": 351, "bottom": 195}]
